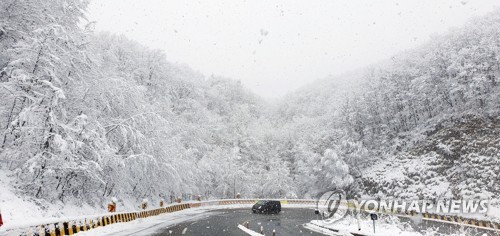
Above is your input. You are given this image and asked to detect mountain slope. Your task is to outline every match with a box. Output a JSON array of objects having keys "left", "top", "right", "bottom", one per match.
[{"left": 275, "top": 9, "right": 500, "bottom": 202}]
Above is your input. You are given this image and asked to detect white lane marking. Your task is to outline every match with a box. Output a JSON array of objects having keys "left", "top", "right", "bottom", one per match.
[{"left": 237, "top": 224, "right": 265, "bottom": 236}]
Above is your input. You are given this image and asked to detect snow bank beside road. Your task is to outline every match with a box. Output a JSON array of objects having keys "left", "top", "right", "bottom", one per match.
[
  {"left": 306, "top": 214, "right": 500, "bottom": 236},
  {"left": 0, "top": 170, "right": 107, "bottom": 230},
  {"left": 74, "top": 207, "right": 216, "bottom": 236},
  {"left": 306, "top": 216, "right": 423, "bottom": 236},
  {"left": 0, "top": 169, "right": 168, "bottom": 230}
]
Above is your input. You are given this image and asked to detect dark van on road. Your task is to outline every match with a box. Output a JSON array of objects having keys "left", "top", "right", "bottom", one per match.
[{"left": 252, "top": 200, "right": 281, "bottom": 214}]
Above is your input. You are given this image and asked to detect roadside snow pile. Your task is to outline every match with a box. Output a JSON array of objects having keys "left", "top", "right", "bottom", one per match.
[
  {"left": 0, "top": 170, "right": 106, "bottom": 228},
  {"left": 306, "top": 215, "right": 422, "bottom": 236},
  {"left": 305, "top": 214, "right": 492, "bottom": 236},
  {"left": 0, "top": 169, "right": 204, "bottom": 232},
  {"left": 74, "top": 207, "right": 217, "bottom": 236}
]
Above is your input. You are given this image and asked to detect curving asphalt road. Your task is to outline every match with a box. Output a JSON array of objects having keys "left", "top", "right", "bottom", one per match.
[
  {"left": 146, "top": 207, "right": 500, "bottom": 236},
  {"left": 152, "top": 208, "right": 324, "bottom": 235}
]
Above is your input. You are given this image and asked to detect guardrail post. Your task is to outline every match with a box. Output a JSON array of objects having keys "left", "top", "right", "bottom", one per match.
[{"left": 83, "top": 219, "right": 88, "bottom": 231}]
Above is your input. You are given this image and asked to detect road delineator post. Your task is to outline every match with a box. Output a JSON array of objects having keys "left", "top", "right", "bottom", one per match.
[
  {"left": 89, "top": 219, "right": 94, "bottom": 229},
  {"left": 273, "top": 229, "right": 276, "bottom": 236},
  {"left": 260, "top": 226, "right": 264, "bottom": 234},
  {"left": 0, "top": 208, "right": 3, "bottom": 227}
]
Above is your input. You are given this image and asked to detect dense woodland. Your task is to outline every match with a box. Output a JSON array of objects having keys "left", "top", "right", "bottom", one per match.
[{"left": 0, "top": 0, "right": 498, "bottom": 207}]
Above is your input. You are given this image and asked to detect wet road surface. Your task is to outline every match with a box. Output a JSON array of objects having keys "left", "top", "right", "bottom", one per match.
[
  {"left": 152, "top": 208, "right": 323, "bottom": 236},
  {"left": 146, "top": 207, "right": 499, "bottom": 236}
]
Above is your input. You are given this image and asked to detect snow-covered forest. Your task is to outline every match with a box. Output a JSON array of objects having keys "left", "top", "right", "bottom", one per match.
[{"left": 0, "top": 0, "right": 499, "bottom": 212}]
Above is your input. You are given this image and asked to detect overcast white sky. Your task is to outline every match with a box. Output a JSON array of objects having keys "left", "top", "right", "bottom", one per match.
[{"left": 87, "top": 0, "right": 499, "bottom": 99}]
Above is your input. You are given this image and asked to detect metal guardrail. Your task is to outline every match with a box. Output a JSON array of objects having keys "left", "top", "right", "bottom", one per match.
[{"left": 3, "top": 203, "right": 191, "bottom": 236}]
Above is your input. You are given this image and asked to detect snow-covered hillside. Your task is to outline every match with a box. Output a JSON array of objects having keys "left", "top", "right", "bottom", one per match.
[
  {"left": 1, "top": 0, "right": 499, "bottom": 223},
  {"left": 274, "top": 10, "right": 500, "bottom": 202}
]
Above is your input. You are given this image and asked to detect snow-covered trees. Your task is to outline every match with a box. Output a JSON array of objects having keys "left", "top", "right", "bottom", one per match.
[
  {"left": 0, "top": 0, "right": 282, "bottom": 203},
  {"left": 0, "top": 0, "right": 101, "bottom": 200},
  {"left": 1, "top": 1, "right": 499, "bottom": 207},
  {"left": 274, "top": 9, "right": 500, "bottom": 198}
]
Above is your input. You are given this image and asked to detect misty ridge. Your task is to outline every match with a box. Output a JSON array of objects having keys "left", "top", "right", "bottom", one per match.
[{"left": 0, "top": 0, "right": 499, "bottom": 215}]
